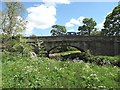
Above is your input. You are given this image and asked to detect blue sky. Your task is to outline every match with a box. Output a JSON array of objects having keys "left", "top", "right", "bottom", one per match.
[{"left": 2, "top": 0, "right": 119, "bottom": 36}]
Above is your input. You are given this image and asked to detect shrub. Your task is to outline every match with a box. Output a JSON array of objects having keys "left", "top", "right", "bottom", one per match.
[
  {"left": 2, "top": 53, "right": 120, "bottom": 88},
  {"left": 2, "top": 34, "right": 33, "bottom": 57},
  {"left": 88, "top": 56, "right": 120, "bottom": 66},
  {"left": 33, "top": 39, "right": 45, "bottom": 57}
]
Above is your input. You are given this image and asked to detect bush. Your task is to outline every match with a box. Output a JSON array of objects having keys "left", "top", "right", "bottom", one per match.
[
  {"left": 2, "top": 34, "right": 33, "bottom": 57},
  {"left": 60, "top": 50, "right": 92, "bottom": 62},
  {"left": 88, "top": 56, "right": 120, "bottom": 66},
  {"left": 2, "top": 53, "right": 120, "bottom": 88},
  {"left": 32, "top": 39, "right": 45, "bottom": 57}
]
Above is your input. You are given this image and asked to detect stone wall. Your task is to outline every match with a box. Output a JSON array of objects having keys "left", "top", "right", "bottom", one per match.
[{"left": 27, "top": 36, "right": 120, "bottom": 56}]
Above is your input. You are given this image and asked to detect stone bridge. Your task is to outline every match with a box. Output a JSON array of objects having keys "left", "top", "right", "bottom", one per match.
[{"left": 26, "top": 36, "right": 120, "bottom": 56}]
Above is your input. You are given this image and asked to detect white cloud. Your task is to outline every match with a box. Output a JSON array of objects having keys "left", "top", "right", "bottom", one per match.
[
  {"left": 42, "top": 0, "right": 70, "bottom": 6},
  {"left": 25, "top": 0, "right": 71, "bottom": 35},
  {"left": 65, "top": 16, "right": 85, "bottom": 27},
  {"left": 65, "top": 22, "right": 74, "bottom": 27},
  {"left": 25, "top": 22, "right": 35, "bottom": 35},
  {"left": 78, "top": 16, "right": 85, "bottom": 23},
  {"left": 97, "top": 21, "right": 104, "bottom": 30},
  {"left": 67, "top": 29, "right": 75, "bottom": 32},
  {"left": 25, "top": 4, "right": 56, "bottom": 35},
  {"left": 27, "top": 5, "right": 56, "bottom": 29},
  {"left": 70, "top": 18, "right": 80, "bottom": 25}
]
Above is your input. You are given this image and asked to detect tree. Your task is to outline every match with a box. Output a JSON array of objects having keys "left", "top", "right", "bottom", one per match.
[
  {"left": 0, "top": 1, "right": 33, "bottom": 57},
  {"left": 1, "top": 1, "right": 26, "bottom": 47},
  {"left": 78, "top": 25, "right": 88, "bottom": 35},
  {"left": 50, "top": 24, "right": 67, "bottom": 36},
  {"left": 118, "top": 1, "right": 120, "bottom": 5},
  {"left": 90, "top": 30, "right": 101, "bottom": 36},
  {"left": 1, "top": 2, "right": 26, "bottom": 37},
  {"left": 78, "top": 18, "right": 97, "bottom": 36},
  {"left": 101, "top": 4, "right": 120, "bottom": 36}
]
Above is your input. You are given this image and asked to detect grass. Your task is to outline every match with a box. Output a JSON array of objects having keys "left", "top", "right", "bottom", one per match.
[
  {"left": 0, "top": 60, "right": 2, "bottom": 88},
  {"left": 49, "top": 50, "right": 81, "bottom": 57},
  {"left": 50, "top": 51, "right": 120, "bottom": 67},
  {"left": 0, "top": 53, "right": 2, "bottom": 88},
  {"left": 2, "top": 53, "right": 120, "bottom": 88}
]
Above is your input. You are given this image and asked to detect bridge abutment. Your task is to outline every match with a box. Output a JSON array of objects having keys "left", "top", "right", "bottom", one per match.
[{"left": 114, "top": 37, "right": 120, "bottom": 55}]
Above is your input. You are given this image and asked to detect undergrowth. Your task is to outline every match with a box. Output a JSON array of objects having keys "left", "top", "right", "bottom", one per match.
[{"left": 1, "top": 53, "right": 120, "bottom": 89}]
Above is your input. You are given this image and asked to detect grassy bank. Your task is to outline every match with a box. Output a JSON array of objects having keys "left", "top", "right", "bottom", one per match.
[
  {"left": 2, "top": 53, "right": 120, "bottom": 89},
  {"left": 49, "top": 51, "right": 120, "bottom": 67},
  {"left": 49, "top": 50, "right": 81, "bottom": 57}
]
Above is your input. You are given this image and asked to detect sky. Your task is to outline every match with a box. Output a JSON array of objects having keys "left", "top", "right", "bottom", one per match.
[{"left": 1, "top": 0, "right": 119, "bottom": 36}]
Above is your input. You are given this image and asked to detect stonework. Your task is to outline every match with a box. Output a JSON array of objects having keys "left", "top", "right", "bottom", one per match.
[{"left": 27, "top": 36, "right": 120, "bottom": 56}]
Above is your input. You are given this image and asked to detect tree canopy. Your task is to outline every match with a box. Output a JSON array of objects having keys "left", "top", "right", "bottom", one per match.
[
  {"left": 50, "top": 24, "right": 67, "bottom": 36},
  {"left": 78, "top": 18, "right": 97, "bottom": 36},
  {"left": 1, "top": 2, "right": 26, "bottom": 36},
  {"left": 0, "top": 1, "right": 33, "bottom": 56},
  {"left": 101, "top": 4, "right": 120, "bottom": 36}
]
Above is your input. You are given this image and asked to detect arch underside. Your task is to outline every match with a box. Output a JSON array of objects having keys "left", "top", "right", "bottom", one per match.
[
  {"left": 45, "top": 41, "right": 87, "bottom": 53},
  {"left": 47, "top": 45, "right": 85, "bottom": 53}
]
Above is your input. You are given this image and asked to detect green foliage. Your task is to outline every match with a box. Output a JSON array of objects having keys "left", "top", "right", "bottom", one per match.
[
  {"left": 0, "top": 2, "right": 35, "bottom": 57},
  {"left": 90, "top": 30, "right": 101, "bottom": 36},
  {"left": 81, "top": 50, "right": 92, "bottom": 58},
  {"left": 78, "top": 18, "right": 97, "bottom": 36},
  {"left": 50, "top": 24, "right": 67, "bottom": 36},
  {"left": 2, "top": 34, "right": 33, "bottom": 57},
  {"left": 50, "top": 46, "right": 79, "bottom": 54},
  {"left": 102, "top": 5, "right": 120, "bottom": 36},
  {"left": 2, "top": 53, "right": 120, "bottom": 88},
  {"left": 32, "top": 39, "right": 45, "bottom": 57},
  {"left": 1, "top": 2, "right": 26, "bottom": 36},
  {"left": 0, "top": 54, "right": 1, "bottom": 88},
  {"left": 88, "top": 56, "right": 120, "bottom": 66},
  {"left": 50, "top": 50, "right": 92, "bottom": 62},
  {"left": 49, "top": 50, "right": 81, "bottom": 61}
]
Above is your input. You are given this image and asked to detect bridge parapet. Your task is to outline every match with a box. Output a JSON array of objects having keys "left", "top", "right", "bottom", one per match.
[
  {"left": 26, "top": 36, "right": 120, "bottom": 56},
  {"left": 26, "top": 36, "right": 120, "bottom": 42}
]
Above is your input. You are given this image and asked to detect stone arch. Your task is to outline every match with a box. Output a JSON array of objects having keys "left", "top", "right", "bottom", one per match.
[{"left": 47, "top": 45, "right": 85, "bottom": 56}]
